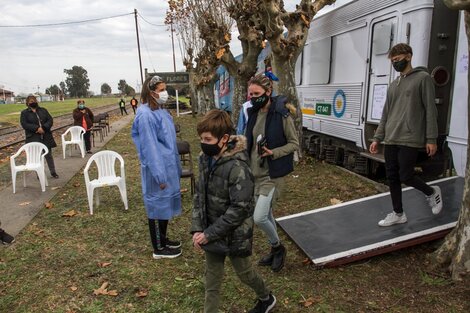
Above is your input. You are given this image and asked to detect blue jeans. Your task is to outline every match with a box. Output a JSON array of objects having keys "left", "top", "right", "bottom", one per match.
[{"left": 253, "top": 187, "right": 279, "bottom": 246}]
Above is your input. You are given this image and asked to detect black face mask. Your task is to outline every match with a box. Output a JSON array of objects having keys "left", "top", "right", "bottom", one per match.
[
  {"left": 250, "top": 93, "right": 270, "bottom": 111},
  {"left": 28, "top": 102, "right": 38, "bottom": 109},
  {"left": 201, "top": 137, "right": 223, "bottom": 157},
  {"left": 392, "top": 58, "right": 408, "bottom": 72}
]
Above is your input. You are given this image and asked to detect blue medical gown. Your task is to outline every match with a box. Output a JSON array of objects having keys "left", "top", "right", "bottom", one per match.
[{"left": 131, "top": 104, "right": 182, "bottom": 220}]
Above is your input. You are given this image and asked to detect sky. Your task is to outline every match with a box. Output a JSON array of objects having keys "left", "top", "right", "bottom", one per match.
[{"left": 0, "top": 0, "right": 350, "bottom": 96}]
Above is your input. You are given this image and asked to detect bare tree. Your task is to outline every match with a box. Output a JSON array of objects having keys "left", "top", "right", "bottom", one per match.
[
  {"left": 429, "top": 0, "right": 470, "bottom": 281},
  {"left": 168, "top": 0, "right": 226, "bottom": 115},
  {"left": 251, "top": 0, "right": 335, "bottom": 150}
]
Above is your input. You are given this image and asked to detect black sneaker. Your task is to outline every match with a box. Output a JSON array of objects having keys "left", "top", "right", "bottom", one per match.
[
  {"left": 165, "top": 238, "right": 181, "bottom": 249},
  {"left": 248, "top": 293, "right": 276, "bottom": 313},
  {"left": 87, "top": 151, "right": 93, "bottom": 154},
  {"left": 51, "top": 173, "right": 59, "bottom": 179},
  {"left": 0, "top": 229, "right": 15, "bottom": 245},
  {"left": 271, "top": 244, "right": 286, "bottom": 272},
  {"left": 152, "top": 246, "right": 181, "bottom": 259}
]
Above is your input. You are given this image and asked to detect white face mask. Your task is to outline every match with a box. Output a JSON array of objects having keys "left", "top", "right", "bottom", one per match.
[{"left": 154, "top": 90, "right": 168, "bottom": 105}]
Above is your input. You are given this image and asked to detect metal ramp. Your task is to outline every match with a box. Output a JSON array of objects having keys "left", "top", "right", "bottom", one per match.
[{"left": 277, "top": 177, "right": 463, "bottom": 267}]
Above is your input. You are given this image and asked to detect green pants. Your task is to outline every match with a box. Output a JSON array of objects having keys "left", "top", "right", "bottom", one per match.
[{"left": 204, "top": 251, "right": 270, "bottom": 313}]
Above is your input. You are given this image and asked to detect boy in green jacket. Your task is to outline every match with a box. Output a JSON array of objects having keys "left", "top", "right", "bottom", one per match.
[
  {"left": 370, "top": 43, "right": 442, "bottom": 227},
  {"left": 191, "top": 109, "right": 276, "bottom": 313}
]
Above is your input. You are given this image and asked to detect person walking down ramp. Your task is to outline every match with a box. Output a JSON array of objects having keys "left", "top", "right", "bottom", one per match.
[
  {"left": 119, "top": 98, "right": 128, "bottom": 115},
  {"left": 132, "top": 75, "right": 182, "bottom": 259},
  {"left": 370, "top": 43, "right": 442, "bottom": 227}
]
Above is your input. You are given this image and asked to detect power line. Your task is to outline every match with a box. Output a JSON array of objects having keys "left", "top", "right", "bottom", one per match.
[
  {"left": 0, "top": 12, "right": 133, "bottom": 28},
  {"left": 137, "top": 12, "right": 166, "bottom": 27}
]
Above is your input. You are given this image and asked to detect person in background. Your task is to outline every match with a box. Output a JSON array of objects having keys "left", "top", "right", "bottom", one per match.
[
  {"left": 119, "top": 98, "right": 128, "bottom": 115},
  {"left": 0, "top": 220, "right": 15, "bottom": 245},
  {"left": 130, "top": 96, "right": 138, "bottom": 115},
  {"left": 132, "top": 75, "right": 182, "bottom": 259},
  {"left": 192, "top": 109, "right": 276, "bottom": 313},
  {"left": 370, "top": 43, "right": 442, "bottom": 226},
  {"left": 73, "top": 99, "right": 94, "bottom": 154},
  {"left": 245, "top": 74, "right": 299, "bottom": 273},
  {"left": 20, "top": 95, "right": 59, "bottom": 178},
  {"left": 236, "top": 99, "right": 253, "bottom": 135}
]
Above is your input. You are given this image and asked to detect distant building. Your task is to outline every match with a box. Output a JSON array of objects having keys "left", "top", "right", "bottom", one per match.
[{"left": 0, "top": 88, "right": 15, "bottom": 104}]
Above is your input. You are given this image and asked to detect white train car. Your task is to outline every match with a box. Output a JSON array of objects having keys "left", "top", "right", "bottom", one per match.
[
  {"left": 296, "top": 0, "right": 465, "bottom": 176},
  {"left": 447, "top": 11, "right": 468, "bottom": 177}
]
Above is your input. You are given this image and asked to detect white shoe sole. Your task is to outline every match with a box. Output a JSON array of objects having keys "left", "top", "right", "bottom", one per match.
[
  {"left": 152, "top": 250, "right": 182, "bottom": 259},
  {"left": 266, "top": 295, "right": 277, "bottom": 312},
  {"left": 378, "top": 217, "right": 407, "bottom": 227}
]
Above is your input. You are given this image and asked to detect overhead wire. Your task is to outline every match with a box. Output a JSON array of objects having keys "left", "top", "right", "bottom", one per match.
[
  {"left": 137, "top": 12, "right": 166, "bottom": 27},
  {"left": 137, "top": 19, "right": 157, "bottom": 73},
  {"left": 0, "top": 12, "right": 134, "bottom": 28}
]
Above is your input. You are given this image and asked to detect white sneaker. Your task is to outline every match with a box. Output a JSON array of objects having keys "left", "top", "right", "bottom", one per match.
[
  {"left": 378, "top": 212, "right": 407, "bottom": 227},
  {"left": 426, "top": 186, "right": 443, "bottom": 215}
]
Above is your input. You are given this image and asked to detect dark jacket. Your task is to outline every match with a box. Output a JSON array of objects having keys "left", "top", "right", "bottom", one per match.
[
  {"left": 20, "top": 106, "right": 57, "bottom": 149},
  {"left": 191, "top": 135, "right": 255, "bottom": 257},
  {"left": 73, "top": 107, "right": 94, "bottom": 130},
  {"left": 246, "top": 95, "right": 295, "bottom": 178}
]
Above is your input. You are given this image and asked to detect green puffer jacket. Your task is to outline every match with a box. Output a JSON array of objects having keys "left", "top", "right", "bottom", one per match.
[{"left": 191, "top": 135, "right": 255, "bottom": 257}]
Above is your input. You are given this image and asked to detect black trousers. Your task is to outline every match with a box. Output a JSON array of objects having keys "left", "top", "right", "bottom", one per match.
[
  {"left": 148, "top": 219, "right": 169, "bottom": 251},
  {"left": 120, "top": 107, "right": 128, "bottom": 115},
  {"left": 44, "top": 150, "right": 56, "bottom": 175},
  {"left": 84, "top": 131, "right": 91, "bottom": 151},
  {"left": 384, "top": 145, "right": 434, "bottom": 214}
]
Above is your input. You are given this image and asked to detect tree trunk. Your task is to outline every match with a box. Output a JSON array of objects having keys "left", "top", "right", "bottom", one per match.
[
  {"left": 272, "top": 52, "right": 303, "bottom": 157},
  {"left": 230, "top": 74, "right": 249, "bottom": 125},
  {"left": 188, "top": 69, "right": 198, "bottom": 117},
  {"left": 429, "top": 9, "right": 470, "bottom": 281}
]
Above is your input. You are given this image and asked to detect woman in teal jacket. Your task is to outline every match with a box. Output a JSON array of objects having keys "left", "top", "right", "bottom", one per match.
[{"left": 132, "top": 75, "right": 182, "bottom": 259}]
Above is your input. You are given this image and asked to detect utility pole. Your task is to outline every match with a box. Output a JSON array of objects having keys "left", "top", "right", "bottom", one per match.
[
  {"left": 170, "top": 20, "right": 180, "bottom": 117},
  {"left": 134, "top": 9, "right": 144, "bottom": 86}
]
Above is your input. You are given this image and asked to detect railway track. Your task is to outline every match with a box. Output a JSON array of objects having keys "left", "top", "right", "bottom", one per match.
[{"left": 0, "top": 103, "right": 129, "bottom": 153}]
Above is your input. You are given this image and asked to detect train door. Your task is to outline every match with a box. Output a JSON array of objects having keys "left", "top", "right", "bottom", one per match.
[{"left": 364, "top": 17, "right": 397, "bottom": 150}]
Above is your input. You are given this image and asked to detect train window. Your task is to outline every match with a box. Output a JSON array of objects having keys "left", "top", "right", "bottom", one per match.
[
  {"left": 304, "top": 37, "right": 331, "bottom": 84},
  {"left": 372, "top": 22, "right": 393, "bottom": 55}
]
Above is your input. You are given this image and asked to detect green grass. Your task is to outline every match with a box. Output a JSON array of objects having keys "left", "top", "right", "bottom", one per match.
[
  {"left": 0, "top": 97, "right": 122, "bottom": 126},
  {"left": 0, "top": 114, "right": 468, "bottom": 313}
]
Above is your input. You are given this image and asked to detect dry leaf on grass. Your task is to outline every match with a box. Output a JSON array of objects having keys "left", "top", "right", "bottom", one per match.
[
  {"left": 44, "top": 202, "right": 53, "bottom": 209},
  {"left": 300, "top": 296, "right": 322, "bottom": 307},
  {"left": 70, "top": 286, "right": 78, "bottom": 291},
  {"left": 73, "top": 182, "right": 81, "bottom": 187},
  {"left": 136, "top": 289, "right": 148, "bottom": 298},
  {"left": 62, "top": 210, "right": 78, "bottom": 217},
  {"left": 93, "top": 282, "right": 109, "bottom": 295},
  {"left": 51, "top": 186, "right": 60, "bottom": 190},
  {"left": 302, "top": 258, "right": 312, "bottom": 265},
  {"left": 19, "top": 202, "right": 31, "bottom": 206},
  {"left": 93, "top": 282, "right": 119, "bottom": 296},
  {"left": 180, "top": 188, "right": 188, "bottom": 193},
  {"left": 98, "top": 262, "right": 112, "bottom": 268},
  {"left": 330, "top": 198, "right": 343, "bottom": 205}
]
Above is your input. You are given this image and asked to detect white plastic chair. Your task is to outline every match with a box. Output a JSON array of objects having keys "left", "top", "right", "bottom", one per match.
[
  {"left": 10, "top": 142, "right": 49, "bottom": 193},
  {"left": 84, "top": 150, "right": 128, "bottom": 215},
  {"left": 61, "top": 126, "right": 86, "bottom": 159}
]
